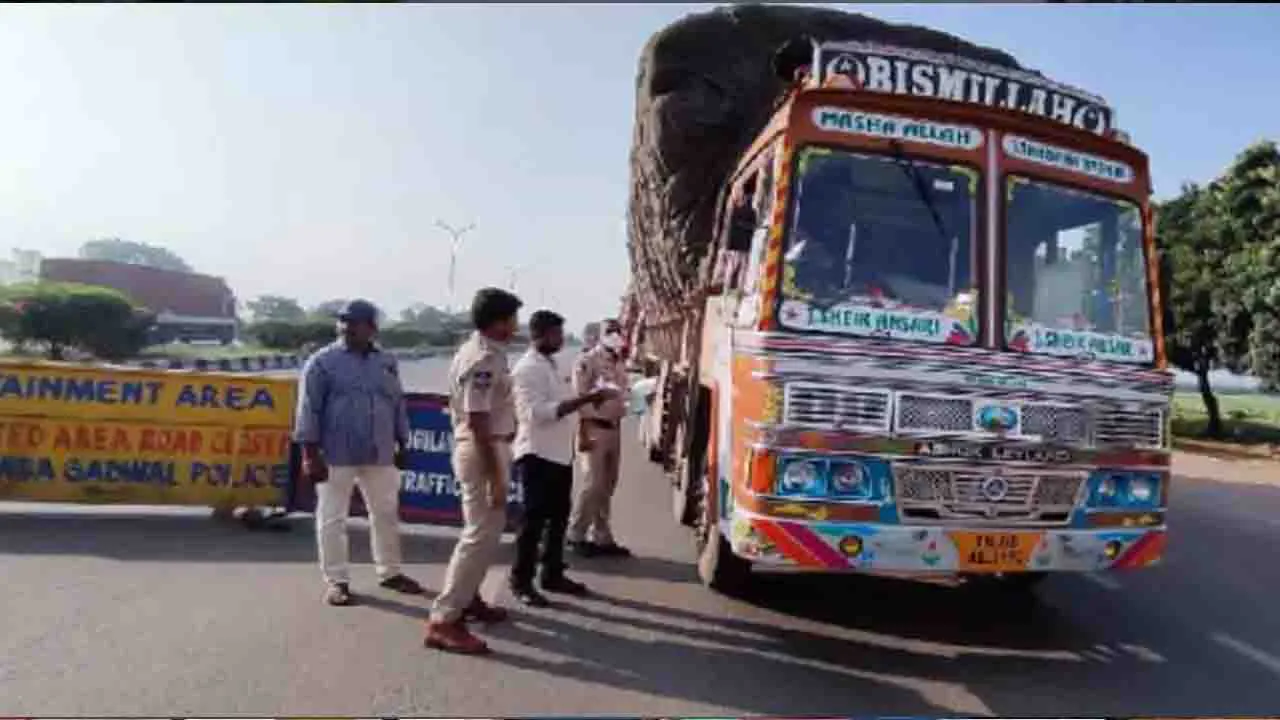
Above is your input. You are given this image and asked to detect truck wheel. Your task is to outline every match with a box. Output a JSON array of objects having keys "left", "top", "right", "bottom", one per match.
[
  {"left": 694, "top": 463, "right": 751, "bottom": 594},
  {"left": 697, "top": 523, "right": 753, "bottom": 595}
]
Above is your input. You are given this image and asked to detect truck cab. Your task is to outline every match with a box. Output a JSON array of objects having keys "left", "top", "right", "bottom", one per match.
[{"left": 651, "top": 41, "right": 1171, "bottom": 592}]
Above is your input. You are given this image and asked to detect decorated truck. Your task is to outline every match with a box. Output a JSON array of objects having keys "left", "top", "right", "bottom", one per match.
[{"left": 625, "top": 7, "right": 1170, "bottom": 592}]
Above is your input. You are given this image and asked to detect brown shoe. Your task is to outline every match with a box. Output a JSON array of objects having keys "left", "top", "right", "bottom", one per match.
[
  {"left": 424, "top": 619, "right": 489, "bottom": 655},
  {"left": 463, "top": 597, "right": 509, "bottom": 624}
]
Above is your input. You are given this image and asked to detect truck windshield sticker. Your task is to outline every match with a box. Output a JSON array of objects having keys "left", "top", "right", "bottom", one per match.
[
  {"left": 1008, "top": 322, "right": 1155, "bottom": 364},
  {"left": 1003, "top": 135, "right": 1134, "bottom": 184},
  {"left": 780, "top": 299, "right": 975, "bottom": 346},
  {"left": 812, "top": 108, "right": 983, "bottom": 151},
  {"left": 817, "top": 41, "right": 1114, "bottom": 136}
]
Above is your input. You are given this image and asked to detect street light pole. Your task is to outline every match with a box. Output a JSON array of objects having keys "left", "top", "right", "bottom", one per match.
[{"left": 436, "top": 220, "right": 475, "bottom": 312}]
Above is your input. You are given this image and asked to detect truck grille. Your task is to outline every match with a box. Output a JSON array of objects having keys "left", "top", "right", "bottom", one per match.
[
  {"left": 783, "top": 383, "right": 891, "bottom": 432},
  {"left": 1021, "top": 404, "right": 1090, "bottom": 444},
  {"left": 897, "top": 394, "right": 973, "bottom": 433},
  {"left": 1095, "top": 408, "right": 1164, "bottom": 448},
  {"left": 895, "top": 465, "right": 1084, "bottom": 526}
]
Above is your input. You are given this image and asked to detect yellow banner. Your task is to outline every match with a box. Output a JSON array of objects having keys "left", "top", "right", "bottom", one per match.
[{"left": 0, "top": 361, "right": 296, "bottom": 507}]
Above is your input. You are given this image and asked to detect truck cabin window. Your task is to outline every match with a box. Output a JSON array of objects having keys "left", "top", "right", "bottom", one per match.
[
  {"left": 781, "top": 148, "right": 977, "bottom": 335},
  {"left": 1005, "top": 177, "right": 1153, "bottom": 364}
]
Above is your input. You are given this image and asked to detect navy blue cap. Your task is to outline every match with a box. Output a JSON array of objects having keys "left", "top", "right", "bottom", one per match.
[{"left": 337, "top": 298, "right": 379, "bottom": 325}]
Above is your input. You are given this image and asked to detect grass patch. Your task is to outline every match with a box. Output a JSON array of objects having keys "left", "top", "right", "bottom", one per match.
[{"left": 1172, "top": 391, "right": 1280, "bottom": 453}]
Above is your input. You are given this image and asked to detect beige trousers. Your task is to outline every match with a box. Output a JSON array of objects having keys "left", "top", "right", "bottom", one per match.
[
  {"left": 568, "top": 426, "right": 621, "bottom": 545},
  {"left": 315, "top": 465, "right": 403, "bottom": 585},
  {"left": 430, "top": 440, "right": 511, "bottom": 623}
]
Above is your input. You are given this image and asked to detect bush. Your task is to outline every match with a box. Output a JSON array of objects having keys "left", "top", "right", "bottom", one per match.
[
  {"left": 245, "top": 320, "right": 335, "bottom": 351},
  {"left": 378, "top": 325, "right": 430, "bottom": 349},
  {"left": 0, "top": 282, "right": 155, "bottom": 361}
]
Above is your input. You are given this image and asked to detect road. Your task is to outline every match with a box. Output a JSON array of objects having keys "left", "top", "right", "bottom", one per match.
[{"left": 3, "top": 358, "right": 1280, "bottom": 716}]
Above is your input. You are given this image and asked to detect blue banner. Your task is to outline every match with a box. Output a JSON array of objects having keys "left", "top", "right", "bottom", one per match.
[{"left": 285, "top": 392, "right": 524, "bottom": 528}]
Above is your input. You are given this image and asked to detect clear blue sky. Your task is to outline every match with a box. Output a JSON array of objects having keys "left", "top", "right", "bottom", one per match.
[{"left": 1, "top": 3, "right": 1275, "bottom": 331}]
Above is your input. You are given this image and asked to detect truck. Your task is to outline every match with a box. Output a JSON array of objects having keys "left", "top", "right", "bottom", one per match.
[{"left": 625, "top": 11, "right": 1171, "bottom": 593}]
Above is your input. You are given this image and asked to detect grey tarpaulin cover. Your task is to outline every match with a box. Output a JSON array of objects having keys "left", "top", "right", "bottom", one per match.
[{"left": 626, "top": 3, "right": 1031, "bottom": 326}]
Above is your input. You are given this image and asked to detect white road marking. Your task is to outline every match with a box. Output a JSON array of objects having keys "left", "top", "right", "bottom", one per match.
[
  {"left": 1213, "top": 633, "right": 1280, "bottom": 677},
  {"left": 1081, "top": 572, "right": 1123, "bottom": 591},
  {"left": 1118, "top": 643, "right": 1167, "bottom": 663}
]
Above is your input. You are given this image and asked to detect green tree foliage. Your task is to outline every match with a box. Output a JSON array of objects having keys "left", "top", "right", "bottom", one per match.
[
  {"left": 309, "top": 299, "right": 350, "bottom": 321},
  {"left": 0, "top": 283, "right": 155, "bottom": 361},
  {"left": 246, "top": 295, "right": 306, "bottom": 323},
  {"left": 244, "top": 320, "right": 335, "bottom": 351},
  {"left": 1161, "top": 140, "right": 1280, "bottom": 436},
  {"left": 79, "top": 238, "right": 193, "bottom": 273}
]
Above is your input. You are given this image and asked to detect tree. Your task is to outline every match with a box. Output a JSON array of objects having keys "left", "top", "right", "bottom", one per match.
[
  {"left": 247, "top": 295, "right": 306, "bottom": 323},
  {"left": 309, "top": 299, "right": 349, "bottom": 321},
  {"left": 244, "top": 320, "right": 335, "bottom": 351},
  {"left": 79, "top": 238, "right": 193, "bottom": 273},
  {"left": 1159, "top": 183, "right": 1232, "bottom": 436},
  {"left": 0, "top": 283, "right": 155, "bottom": 361}
]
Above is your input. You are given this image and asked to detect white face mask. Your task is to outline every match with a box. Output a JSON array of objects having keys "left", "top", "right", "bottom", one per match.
[{"left": 600, "top": 332, "right": 623, "bottom": 351}]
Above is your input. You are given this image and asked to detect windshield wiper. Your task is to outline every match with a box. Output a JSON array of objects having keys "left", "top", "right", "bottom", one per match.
[{"left": 888, "top": 139, "right": 951, "bottom": 246}]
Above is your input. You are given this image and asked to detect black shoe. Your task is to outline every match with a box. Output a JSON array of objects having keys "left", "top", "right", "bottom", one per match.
[
  {"left": 509, "top": 583, "right": 551, "bottom": 608},
  {"left": 542, "top": 575, "right": 589, "bottom": 597},
  {"left": 596, "top": 542, "right": 633, "bottom": 558},
  {"left": 570, "top": 540, "right": 600, "bottom": 558}
]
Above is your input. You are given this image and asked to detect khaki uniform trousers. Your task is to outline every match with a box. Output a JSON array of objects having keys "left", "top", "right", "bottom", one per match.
[
  {"left": 568, "top": 425, "right": 621, "bottom": 545},
  {"left": 429, "top": 440, "right": 511, "bottom": 624}
]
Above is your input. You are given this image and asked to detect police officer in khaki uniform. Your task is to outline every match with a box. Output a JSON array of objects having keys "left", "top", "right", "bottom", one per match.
[
  {"left": 425, "top": 287, "right": 522, "bottom": 655},
  {"left": 567, "top": 318, "right": 632, "bottom": 558}
]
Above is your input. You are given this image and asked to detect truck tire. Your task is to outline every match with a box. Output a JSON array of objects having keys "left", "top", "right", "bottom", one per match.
[
  {"left": 693, "top": 434, "right": 751, "bottom": 594},
  {"left": 697, "top": 517, "right": 753, "bottom": 595}
]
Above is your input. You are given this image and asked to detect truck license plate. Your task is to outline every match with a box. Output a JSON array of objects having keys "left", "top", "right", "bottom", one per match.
[{"left": 949, "top": 531, "right": 1041, "bottom": 573}]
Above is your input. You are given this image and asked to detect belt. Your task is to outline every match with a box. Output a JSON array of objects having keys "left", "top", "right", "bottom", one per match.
[{"left": 586, "top": 418, "right": 619, "bottom": 430}]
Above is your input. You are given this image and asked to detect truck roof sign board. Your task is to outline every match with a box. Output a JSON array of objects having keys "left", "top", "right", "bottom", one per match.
[
  {"left": 812, "top": 107, "right": 983, "bottom": 150},
  {"left": 817, "top": 41, "right": 1114, "bottom": 136},
  {"left": 1003, "top": 134, "right": 1135, "bottom": 184}
]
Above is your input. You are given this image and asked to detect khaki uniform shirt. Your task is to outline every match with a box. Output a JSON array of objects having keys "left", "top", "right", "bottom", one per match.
[
  {"left": 448, "top": 331, "right": 516, "bottom": 441},
  {"left": 573, "top": 345, "right": 629, "bottom": 422}
]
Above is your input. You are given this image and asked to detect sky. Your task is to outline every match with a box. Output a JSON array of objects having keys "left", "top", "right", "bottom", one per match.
[{"left": 1, "top": 3, "right": 1277, "bottom": 331}]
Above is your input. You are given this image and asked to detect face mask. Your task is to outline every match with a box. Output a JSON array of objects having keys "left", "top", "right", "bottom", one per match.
[{"left": 600, "top": 333, "right": 623, "bottom": 351}]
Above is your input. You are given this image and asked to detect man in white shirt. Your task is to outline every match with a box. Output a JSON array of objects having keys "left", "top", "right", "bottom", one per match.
[{"left": 509, "top": 310, "right": 614, "bottom": 606}]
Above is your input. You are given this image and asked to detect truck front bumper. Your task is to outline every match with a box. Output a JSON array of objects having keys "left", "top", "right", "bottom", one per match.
[{"left": 727, "top": 510, "right": 1166, "bottom": 574}]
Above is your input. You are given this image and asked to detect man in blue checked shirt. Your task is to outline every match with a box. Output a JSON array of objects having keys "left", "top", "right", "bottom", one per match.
[{"left": 294, "top": 298, "right": 425, "bottom": 606}]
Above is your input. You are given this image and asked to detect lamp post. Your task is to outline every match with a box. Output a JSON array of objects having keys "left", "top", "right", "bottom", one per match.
[{"left": 436, "top": 220, "right": 475, "bottom": 312}]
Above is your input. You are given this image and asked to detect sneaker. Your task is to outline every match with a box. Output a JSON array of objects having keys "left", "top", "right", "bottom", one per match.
[
  {"left": 509, "top": 583, "right": 551, "bottom": 608},
  {"left": 595, "top": 542, "right": 633, "bottom": 558},
  {"left": 378, "top": 573, "right": 425, "bottom": 595},
  {"left": 569, "top": 540, "right": 600, "bottom": 558},
  {"left": 542, "top": 575, "right": 589, "bottom": 597},
  {"left": 424, "top": 619, "right": 489, "bottom": 655},
  {"left": 324, "top": 582, "right": 355, "bottom": 606},
  {"left": 463, "top": 597, "right": 510, "bottom": 624}
]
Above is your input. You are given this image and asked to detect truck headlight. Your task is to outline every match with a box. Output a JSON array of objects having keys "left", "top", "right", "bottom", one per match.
[
  {"left": 1127, "top": 475, "right": 1157, "bottom": 505},
  {"left": 830, "top": 461, "right": 871, "bottom": 498},
  {"left": 777, "top": 458, "right": 824, "bottom": 497}
]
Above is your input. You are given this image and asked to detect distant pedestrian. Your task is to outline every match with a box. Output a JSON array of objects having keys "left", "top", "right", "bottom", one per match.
[
  {"left": 425, "top": 287, "right": 522, "bottom": 655},
  {"left": 568, "top": 318, "right": 632, "bottom": 558},
  {"left": 508, "top": 309, "right": 615, "bottom": 607},
  {"left": 295, "top": 299, "right": 424, "bottom": 606}
]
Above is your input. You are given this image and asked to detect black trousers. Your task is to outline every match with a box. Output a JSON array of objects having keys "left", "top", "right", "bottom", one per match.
[{"left": 511, "top": 454, "right": 573, "bottom": 586}]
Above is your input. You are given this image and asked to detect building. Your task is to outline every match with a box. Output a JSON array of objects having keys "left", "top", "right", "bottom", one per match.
[
  {"left": 39, "top": 258, "right": 237, "bottom": 344},
  {"left": 0, "top": 249, "right": 43, "bottom": 286}
]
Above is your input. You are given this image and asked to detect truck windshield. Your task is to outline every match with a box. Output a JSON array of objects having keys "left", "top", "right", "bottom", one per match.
[
  {"left": 1005, "top": 176, "right": 1154, "bottom": 365},
  {"left": 778, "top": 147, "right": 979, "bottom": 346}
]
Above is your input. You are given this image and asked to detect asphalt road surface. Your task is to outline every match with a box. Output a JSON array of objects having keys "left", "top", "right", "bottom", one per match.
[{"left": 3, "top": 359, "right": 1280, "bottom": 716}]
